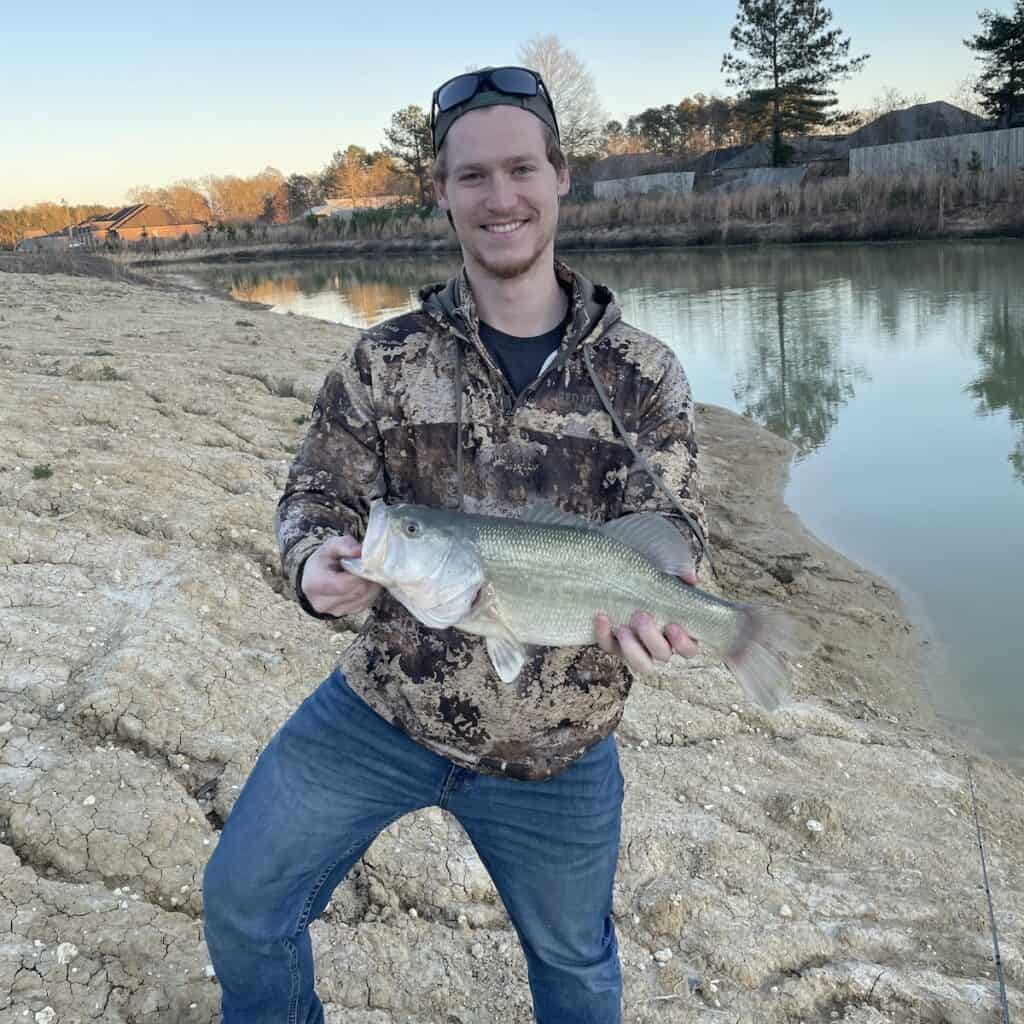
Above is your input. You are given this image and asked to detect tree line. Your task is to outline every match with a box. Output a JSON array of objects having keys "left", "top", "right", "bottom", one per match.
[
  {"left": 0, "top": 202, "right": 110, "bottom": 250},
  {"left": 3, "top": 2, "right": 1021, "bottom": 246}
]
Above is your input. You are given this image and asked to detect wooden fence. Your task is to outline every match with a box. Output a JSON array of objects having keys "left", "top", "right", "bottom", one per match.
[{"left": 850, "top": 127, "right": 1024, "bottom": 177}]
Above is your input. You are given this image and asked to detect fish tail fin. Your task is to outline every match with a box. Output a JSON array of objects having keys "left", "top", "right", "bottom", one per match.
[{"left": 722, "top": 607, "right": 801, "bottom": 712}]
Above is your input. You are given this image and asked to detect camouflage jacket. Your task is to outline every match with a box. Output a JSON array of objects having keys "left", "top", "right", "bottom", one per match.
[{"left": 275, "top": 259, "right": 707, "bottom": 780}]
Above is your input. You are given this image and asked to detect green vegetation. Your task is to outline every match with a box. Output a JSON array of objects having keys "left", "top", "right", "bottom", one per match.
[
  {"left": 722, "top": 0, "right": 869, "bottom": 166},
  {"left": 965, "top": 1, "right": 1024, "bottom": 125},
  {"left": 383, "top": 106, "right": 434, "bottom": 207},
  {"left": 32, "top": 464, "right": 53, "bottom": 479}
]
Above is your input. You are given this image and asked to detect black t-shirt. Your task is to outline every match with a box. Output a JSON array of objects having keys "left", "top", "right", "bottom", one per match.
[{"left": 478, "top": 319, "right": 563, "bottom": 397}]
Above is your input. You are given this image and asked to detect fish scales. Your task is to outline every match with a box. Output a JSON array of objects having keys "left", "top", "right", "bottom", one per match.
[{"left": 475, "top": 519, "right": 742, "bottom": 650}]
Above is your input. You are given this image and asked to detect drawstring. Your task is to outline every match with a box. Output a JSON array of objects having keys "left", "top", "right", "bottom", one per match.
[
  {"left": 455, "top": 339, "right": 465, "bottom": 511},
  {"left": 582, "top": 344, "right": 716, "bottom": 578}
]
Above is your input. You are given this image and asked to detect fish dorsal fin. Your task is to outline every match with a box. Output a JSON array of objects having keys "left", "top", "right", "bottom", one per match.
[
  {"left": 600, "top": 513, "right": 695, "bottom": 578},
  {"left": 520, "top": 502, "right": 593, "bottom": 529},
  {"left": 486, "top": 636, "right": 528, "bottom": 683}
]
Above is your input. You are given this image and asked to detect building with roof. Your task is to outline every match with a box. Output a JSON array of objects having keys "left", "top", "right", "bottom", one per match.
[
  {"left": 15, "top": 204, "right": 207, "bottom": 253},
  {"left": 575, "top": 102, "right": 995, "bottom": 197},
  {"left": 78, "top": 204, "right": 206, "bottom": 244}
]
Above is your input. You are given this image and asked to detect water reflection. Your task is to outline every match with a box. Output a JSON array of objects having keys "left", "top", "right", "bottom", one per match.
[
  {"left": 214, "top": 260, "right": 460, "bottom": 328},
  {"left": 732, "top": 286, "right": 865, "bottom": 455},
  {"left": 198, "top": 245, "right": 1024, "bottom": 468},
  {"left": 965, "top": 290, "right": 1024, "bottom": 482},
  {"left": 195, "top": 246, "right": 1024, "bottom": 472}
]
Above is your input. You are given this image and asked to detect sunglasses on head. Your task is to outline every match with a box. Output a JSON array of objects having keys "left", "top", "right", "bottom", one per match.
[{"left": 430, "top": 66, "right": 558, "bottom": 140}]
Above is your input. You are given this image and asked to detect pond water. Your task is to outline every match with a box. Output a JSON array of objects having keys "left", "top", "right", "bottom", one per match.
[{"left": 179, "top": 241, "right": 1024, "bottom": 764}]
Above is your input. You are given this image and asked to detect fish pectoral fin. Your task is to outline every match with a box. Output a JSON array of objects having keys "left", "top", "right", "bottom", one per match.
[
  {"left": 462, "top": 583, "right": 529, "bottom": 683},
  {"left": 486, "top": 635, "right": 528, "bottom": 684},
  {"left": 601, "top": 513, "right": 696, "bottom": 578}
]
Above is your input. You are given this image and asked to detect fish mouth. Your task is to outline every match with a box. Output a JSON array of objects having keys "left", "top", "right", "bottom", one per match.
[{"left": 340, "top": 499, "right": 388, "bottom": 580}]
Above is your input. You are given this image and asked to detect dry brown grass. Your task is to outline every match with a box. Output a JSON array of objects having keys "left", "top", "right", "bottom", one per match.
[
  {"left": 63, "top": 169, "right": 1024, "bottom": 270},
  {"left": 558, "top": 169, "right": 1024, "bottom": 242}
]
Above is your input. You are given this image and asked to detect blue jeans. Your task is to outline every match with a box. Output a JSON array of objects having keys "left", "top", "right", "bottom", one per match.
[{"left": 203, "top": 668, "right": 624, "bottom": 1024}]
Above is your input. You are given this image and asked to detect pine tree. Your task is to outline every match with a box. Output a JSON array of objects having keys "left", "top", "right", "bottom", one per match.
[
  {"left": 383, "top": 106, "right": 433, "bottom": 207},
  {"left": 965, "top": 1, "right": 1024, "bottom": 126},
  {"left": 722, "top": 0, "right": 869, "bottom": 166}
]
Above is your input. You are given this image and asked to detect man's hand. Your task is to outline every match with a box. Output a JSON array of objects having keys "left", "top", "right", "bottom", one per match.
[
  {"left": 300, "top": 536, "right": 382, "bottom": 617},
  {"left": 594, "top": 568, "right": 700, "bottom": 674}
]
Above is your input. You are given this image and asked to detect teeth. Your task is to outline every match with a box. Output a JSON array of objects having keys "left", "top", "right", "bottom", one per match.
[{"left": 486, "top": 221, "right": 524, "bottom": 233}]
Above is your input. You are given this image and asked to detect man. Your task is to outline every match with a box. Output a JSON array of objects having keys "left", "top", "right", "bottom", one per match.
[{"left": 203, "top": 66, "right": 708, "bottom": 1024}]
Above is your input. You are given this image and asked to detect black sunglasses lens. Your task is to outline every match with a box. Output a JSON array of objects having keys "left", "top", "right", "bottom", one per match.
[
  {"left": 437, "top": 68, "right": 541, "bottom": 113},
  {"left": 489, "top": 68, "right": 539, "bottom": 96},
  {"left": 437, "top": 75, "right": 480, "bottom": 112}
]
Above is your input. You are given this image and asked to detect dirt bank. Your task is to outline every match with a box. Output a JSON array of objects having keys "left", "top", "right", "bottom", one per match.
[{"left": 1, "top": 271, "right": 1021, "bottom": 1022}]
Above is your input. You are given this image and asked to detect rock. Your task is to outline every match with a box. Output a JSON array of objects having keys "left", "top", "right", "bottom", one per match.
[{"left": 56, "top": 942, "right": 78, "bottom": 964}]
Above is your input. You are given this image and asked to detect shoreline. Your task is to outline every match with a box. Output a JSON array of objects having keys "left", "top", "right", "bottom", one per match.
[
  {"left": 1, "top": 269, "right": 1021, "bottom": 1021},
  {"left": 156, "top": 245, "right": 1023, "bottom": 775},
  {"left": 23, "top": 240, "right": 1016, "bottom": 770},
  {"left": 5, "top": 240, "right": 1017, "bottom": 772},
  {"left": 5, "top": 200, "right": 1023, "bottom": 275}
]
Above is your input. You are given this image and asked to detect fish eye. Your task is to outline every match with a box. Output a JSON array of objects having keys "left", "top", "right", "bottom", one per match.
[{"left": 403, "top": 520, "right": 420, "bottom": 537}]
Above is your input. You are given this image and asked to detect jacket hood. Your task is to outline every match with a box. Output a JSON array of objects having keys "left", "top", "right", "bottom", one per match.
[{"left": 419, "top": 259, "right": 621, "bottom": 354}]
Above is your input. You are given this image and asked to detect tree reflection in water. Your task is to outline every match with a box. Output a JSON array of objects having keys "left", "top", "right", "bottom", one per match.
[
  {"left": 965, "top": 291, "right": 1024, "bottom": 483},
  {"left": 732, "top": 284, "right": 863, "bottom": 456}
]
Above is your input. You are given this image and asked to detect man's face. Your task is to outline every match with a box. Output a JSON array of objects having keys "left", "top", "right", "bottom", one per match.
[{"left": 435, "top": 105, "right": 570, "bottom": 282}]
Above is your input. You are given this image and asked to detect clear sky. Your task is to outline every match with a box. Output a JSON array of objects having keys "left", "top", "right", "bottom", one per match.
[{"left": 1, "top": 0, "right": 981, "bottom": 209}]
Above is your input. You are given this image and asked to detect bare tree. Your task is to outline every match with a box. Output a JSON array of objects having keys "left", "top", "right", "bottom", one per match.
[
  {"left": 867, "top": 85, "right": 929, "bottom": 119},
  {"left": 844, "top": 85, "right": 931, "bottom": 128},
  {"left": 516, "top": 34, "right": 606, "bottom": 158},
  {"left": 127, "top": 180, "right": 211, "bottom": 223},
  {"left": 950, "top": 74, "right": 989, "bottom": 118}
]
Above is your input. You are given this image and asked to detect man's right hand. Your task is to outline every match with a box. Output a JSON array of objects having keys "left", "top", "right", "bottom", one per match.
[{"left": 300, "top": 536, "right": 382, "bottom": 617}]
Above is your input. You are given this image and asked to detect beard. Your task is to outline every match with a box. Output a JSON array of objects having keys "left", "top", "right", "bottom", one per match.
[{"left": 462, "top": 216, "right": 555, "bottom": 281}]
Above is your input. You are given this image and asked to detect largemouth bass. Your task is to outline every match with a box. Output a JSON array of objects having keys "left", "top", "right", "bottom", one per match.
[{"left": 341, "top": 500, "right": 797, "bottom": 710}]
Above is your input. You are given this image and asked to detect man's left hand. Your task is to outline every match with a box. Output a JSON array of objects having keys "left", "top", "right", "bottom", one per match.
[{"left": 594, "top": 569, "right": 700, "bottom": 674}]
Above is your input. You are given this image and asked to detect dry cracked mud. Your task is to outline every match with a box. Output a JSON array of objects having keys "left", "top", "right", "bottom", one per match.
[{"left": 0, "top": 268, "right": 1021, "bottom": 1023}]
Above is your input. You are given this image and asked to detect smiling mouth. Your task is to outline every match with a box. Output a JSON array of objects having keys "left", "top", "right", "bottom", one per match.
[{"left": 483, "top": 220, "right": 527, "bottom": 234}]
